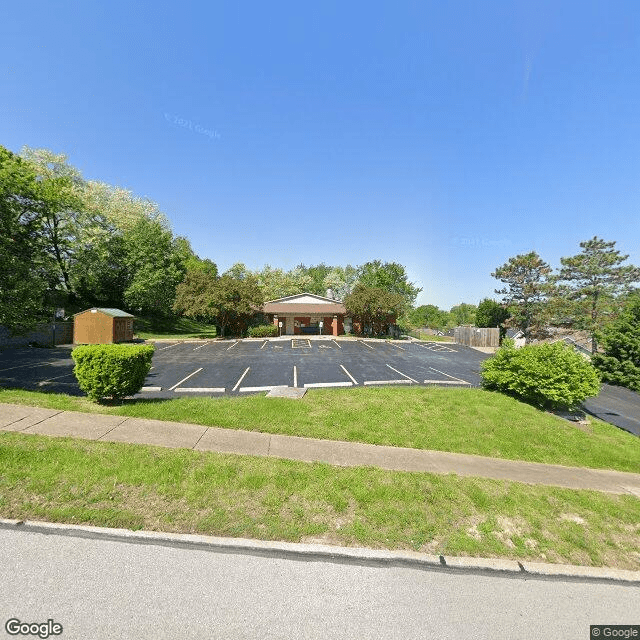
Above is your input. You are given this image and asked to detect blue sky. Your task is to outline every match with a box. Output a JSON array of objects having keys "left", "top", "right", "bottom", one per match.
[{"left": 2, "top": 1, "right": 639, "bottom": 309}]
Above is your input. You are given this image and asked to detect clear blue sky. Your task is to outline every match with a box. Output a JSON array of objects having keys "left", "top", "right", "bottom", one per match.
[{"left": 2, "top": 1, "right": 639, "bottom": 309}]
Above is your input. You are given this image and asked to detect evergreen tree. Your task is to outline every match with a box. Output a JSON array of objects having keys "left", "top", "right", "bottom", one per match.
[
  {"left": 555, "top": 237, "right": 640, "bottom": 352},
  {"left": 492, "top": 252, "right": 552, "bottom": 343},
  {"left": 592, "top": 295, "right": 640, "bottom": 391}
]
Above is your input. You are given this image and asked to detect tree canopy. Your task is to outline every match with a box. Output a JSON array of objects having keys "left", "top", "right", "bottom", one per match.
[
  {"left": 554, "top": 237, "right": 640, "bottom": 352},
  {"left": 591, "top": 295, "right": 640, "bottom": 391},
  {"left": 344, "top": 285, "right": 405, "bottom": 336},
  {"left": 174, "top": 272, "right": 263, "bottom": 337},
  {"left": 492, "top": 251, "right": 552, "bottom": 343}
]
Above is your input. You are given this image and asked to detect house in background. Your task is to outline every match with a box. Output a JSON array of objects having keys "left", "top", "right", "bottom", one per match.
[{"left": 263, "top": 293, "right": 349, "bottom": 336}]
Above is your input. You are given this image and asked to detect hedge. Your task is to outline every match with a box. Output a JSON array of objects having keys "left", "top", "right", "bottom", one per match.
[
  {"left": 72, "top": 344, "right": 155, "bottom": 402},
  {"left": 480, "top": 340, "right": 601, "bottom": 409},
  {"left": 248, "top": 324, "right": 279, "bottom": 338}
]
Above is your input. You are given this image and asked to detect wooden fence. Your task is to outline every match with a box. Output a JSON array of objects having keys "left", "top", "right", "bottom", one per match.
[{"left": 454, "top": 326, "right": 499, "bottom": 347}]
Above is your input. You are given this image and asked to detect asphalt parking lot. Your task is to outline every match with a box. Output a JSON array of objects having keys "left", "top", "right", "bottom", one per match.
[
  {"left": 1, "top": 338, "right": 638, "bottom": 437},
  {"left": 142, "top": 337, "right": 485, "bottom": 395},
  {"left": 0, "top": 338, "right": 484, "bottom": 398}
]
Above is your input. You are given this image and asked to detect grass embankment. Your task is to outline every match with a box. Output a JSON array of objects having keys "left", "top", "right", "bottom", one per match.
[
  {"left": 1, "top": 386, "right": 638, "bottom": 473},
  {"left": 1, "top": 432, "right": 638, "bottom": 569},
  {"left": 134, "top": 316, "right": 217, "bottom": 340}
]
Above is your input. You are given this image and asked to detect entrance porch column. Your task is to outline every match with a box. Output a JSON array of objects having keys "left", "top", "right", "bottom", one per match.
[{"left": 332, "top": 315, "right": 338, "bottom": 336}]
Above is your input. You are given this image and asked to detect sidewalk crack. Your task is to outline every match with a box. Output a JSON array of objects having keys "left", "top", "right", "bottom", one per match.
[
  {"left": 97, "top": 416, "right": 129, "bottom": 440},
  {"left": 14, "top": 409, "right": 64, "bottom": 431},
  {"left": 192, "top": 427, "right": 208, "bottom": 450}
]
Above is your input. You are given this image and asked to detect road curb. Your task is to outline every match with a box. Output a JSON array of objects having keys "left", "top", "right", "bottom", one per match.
[{"left": 2, "top": 518, "right": 639, "bottom": 584}]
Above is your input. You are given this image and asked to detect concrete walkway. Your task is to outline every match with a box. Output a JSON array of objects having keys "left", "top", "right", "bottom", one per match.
[{"left": 1, "top": 402, "right": 639, "bottom": 497}]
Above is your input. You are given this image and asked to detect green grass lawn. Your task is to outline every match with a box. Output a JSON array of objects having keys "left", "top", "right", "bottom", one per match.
[
  {"left": 1, "top": 432, "right": 638, "bottom": 569},
  {"left": 1, "top": 386, "right": 639, "bottom": 473},
  {"left": 133, "top": 316, "right": 217, "bottom": 340}
]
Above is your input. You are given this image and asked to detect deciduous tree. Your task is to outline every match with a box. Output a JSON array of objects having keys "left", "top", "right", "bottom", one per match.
[
  {"left": 344, "top": 285, "right": 405, "bottom": 336},
  {"left": 357, "top": 260, "right": 422, "bottom": 310},
  {"left": 0, "top": 146, "right": 49, "bottom": 331},
  {"left": 174, "top": 272, "right": 264, "bottom": 337},
  {"left": 475, "top": 298, "right": 510, "bottom": 338}
]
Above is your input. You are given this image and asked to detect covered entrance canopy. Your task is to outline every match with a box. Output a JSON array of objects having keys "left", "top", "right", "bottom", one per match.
[{"left": 262, "top": 293, "right": 349, "bottom": 336}]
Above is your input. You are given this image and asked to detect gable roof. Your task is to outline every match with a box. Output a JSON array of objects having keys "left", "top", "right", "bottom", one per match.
[
  {"left": 265, "top": 293, "right": 342, "bottom": 304},
  {"left": 74, "top": 308, "right": 134, "bottom": 318},
  {"left": 263, "top": 293, "right": 346, "bottom": 315}
]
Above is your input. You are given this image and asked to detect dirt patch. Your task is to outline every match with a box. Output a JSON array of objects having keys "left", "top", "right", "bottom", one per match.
[{"left": 560, "top": 513, "right": 587, "bottom": 525}]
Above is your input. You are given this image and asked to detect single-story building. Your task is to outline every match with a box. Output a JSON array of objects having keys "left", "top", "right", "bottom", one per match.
[
  {"left": 73, "top": 308, "right": 135, "bottom": 344},
  {"left": 263, "top": 293, "right": 350, "bottom": 336}
]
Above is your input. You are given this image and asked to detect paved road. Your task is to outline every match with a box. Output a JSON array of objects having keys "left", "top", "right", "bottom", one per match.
[
  {"left": 584, "top": 383, "right": 640, "bottom": 436},
  {"left": 1, "top": 528, "right": 638, "bottom": 640}
]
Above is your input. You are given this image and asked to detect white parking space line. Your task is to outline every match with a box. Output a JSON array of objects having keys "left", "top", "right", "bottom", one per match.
[
  {"left": 37, "top": 372, "right": 76, "bottom": 383},
  {"left": 364, "top": 380, "right": 413, "bottom": 386},
  {"left": 386, "top": 364, "right": 417, "bottom": 383},
  {"left": 169, "top": 367, "right": 203, "bottom": 391},
  {"left": 429, "top": 366, "right": 468, "bottom": 384},
  {"left": 332, "top": 340, "right": 342, "bottom": 349},
  {"left": 423, "top": 380, "right": 470, "bottom": 385},
  {"left": 293, "top": 366, "right": 298, "bottom": 388},
  {"left": 175, "top": 387, "right": 225, "bottom": 393},
  {"left": 260, "top": 341, "right": 268, "bottom": 349},
  {"left": 192, "top": 342, "right": 210, "bottom": 351},
  {"left": 340, "top": 365, "right": 358, "bottom": 385},
  {"left": 226, "top": 340, "right": 239, "bottom": 350},
  {"left": 388, "top": 342, "right": 405, "bottom": 350},
  {"left": 239, "top": 386, "right": 278, "bottom": 393},
  {"left": 304, "top": 381, "right": 353, "bottom": 388},
  {"left": 232, "top": 367, "right": 250, "bottom": 392},
  {"left": 141, "top": 386, "right": 162, "bottom": 392},
  {"left": 0, "top": 360, "right": 59, "bottom": 373},
  {"left": 358, "top": 340, "right": 374, "bottom": 349},
  {"left": 158, "top": 343, "right": 181, "bottom": 351}
]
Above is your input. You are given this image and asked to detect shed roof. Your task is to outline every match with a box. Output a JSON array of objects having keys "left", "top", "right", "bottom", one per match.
[{"left": 74, "top": 308, "right": 135, "bottom": 318}]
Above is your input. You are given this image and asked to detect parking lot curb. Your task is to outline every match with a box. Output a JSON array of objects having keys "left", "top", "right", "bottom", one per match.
[{"left": 2, "top": 518, "right": 638, "bottom": 584}]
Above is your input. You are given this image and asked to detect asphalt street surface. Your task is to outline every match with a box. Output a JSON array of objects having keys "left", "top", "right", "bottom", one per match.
[
  {"left": 0, "top": 340, "right": 638, "bottom": 436},
  {"left": 1, "top": 528, "right": 638, "bottom": 640}
]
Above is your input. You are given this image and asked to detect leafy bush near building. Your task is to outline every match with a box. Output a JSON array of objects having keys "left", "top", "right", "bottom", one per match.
[
  {"left": 480, "top": 340, "right": 601, "bottom": 409},
  {"left": 248, "top": 324, "right": 278, "bottom": 338},
  {"left": 592, "top": 296, "right": 640, "bottom": 392},
  {"left": 72, "top": 344, "right": 154, "bottom": 402}
]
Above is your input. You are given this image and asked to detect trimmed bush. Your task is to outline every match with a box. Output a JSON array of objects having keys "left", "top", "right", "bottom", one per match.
[
  {"left": 480, "top": 341, "right": 601, "bottom": 409},
  {"left": 72, "top": 344, "right": 155, "bottom": 402},
  {"left": 248, "top": 324, "right": 278, "bottom": 338}
]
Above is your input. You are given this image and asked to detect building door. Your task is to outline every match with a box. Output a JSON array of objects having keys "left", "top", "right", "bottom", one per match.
[{"left": 285, "top": 317, "right": 294, "bottom": 335}]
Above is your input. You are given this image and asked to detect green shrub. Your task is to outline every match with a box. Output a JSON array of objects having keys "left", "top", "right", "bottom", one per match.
[
  {"left": 72, "top": 344, "right": 155, "bottom": 402},
  {"left": 248, "top": 324, "right": 278, "bottom": 338},
  {"left": 592, "top": 296, "right": 640, "bottom": 392},
  {"left": 480, "top": 341, "right": 601, "bottom": 409}
]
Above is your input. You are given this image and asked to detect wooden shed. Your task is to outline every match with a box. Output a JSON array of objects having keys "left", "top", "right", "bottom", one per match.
[{"left": 73, "top": 308, "right": 135, "bottom": 344}]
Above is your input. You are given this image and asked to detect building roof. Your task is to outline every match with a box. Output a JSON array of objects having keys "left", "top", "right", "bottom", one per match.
[
  {"left": 263, "top": 293, "right": 346, "bottom": 315},
  {"left": 74, "top": 308, "right": 135, "bottom": 318}
]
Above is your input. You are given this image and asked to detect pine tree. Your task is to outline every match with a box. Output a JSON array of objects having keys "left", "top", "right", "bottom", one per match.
[
  {"left": 555, "top": 237, "right": 640, "bottom": 352},
  {"left": 492, "top": 252, "right": 552, "bottom": 343}
]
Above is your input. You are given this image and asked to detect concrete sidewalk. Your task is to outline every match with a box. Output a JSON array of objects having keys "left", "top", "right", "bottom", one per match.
[{"left": 1, "top": 402, "right": 639, "bottom": 497}]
